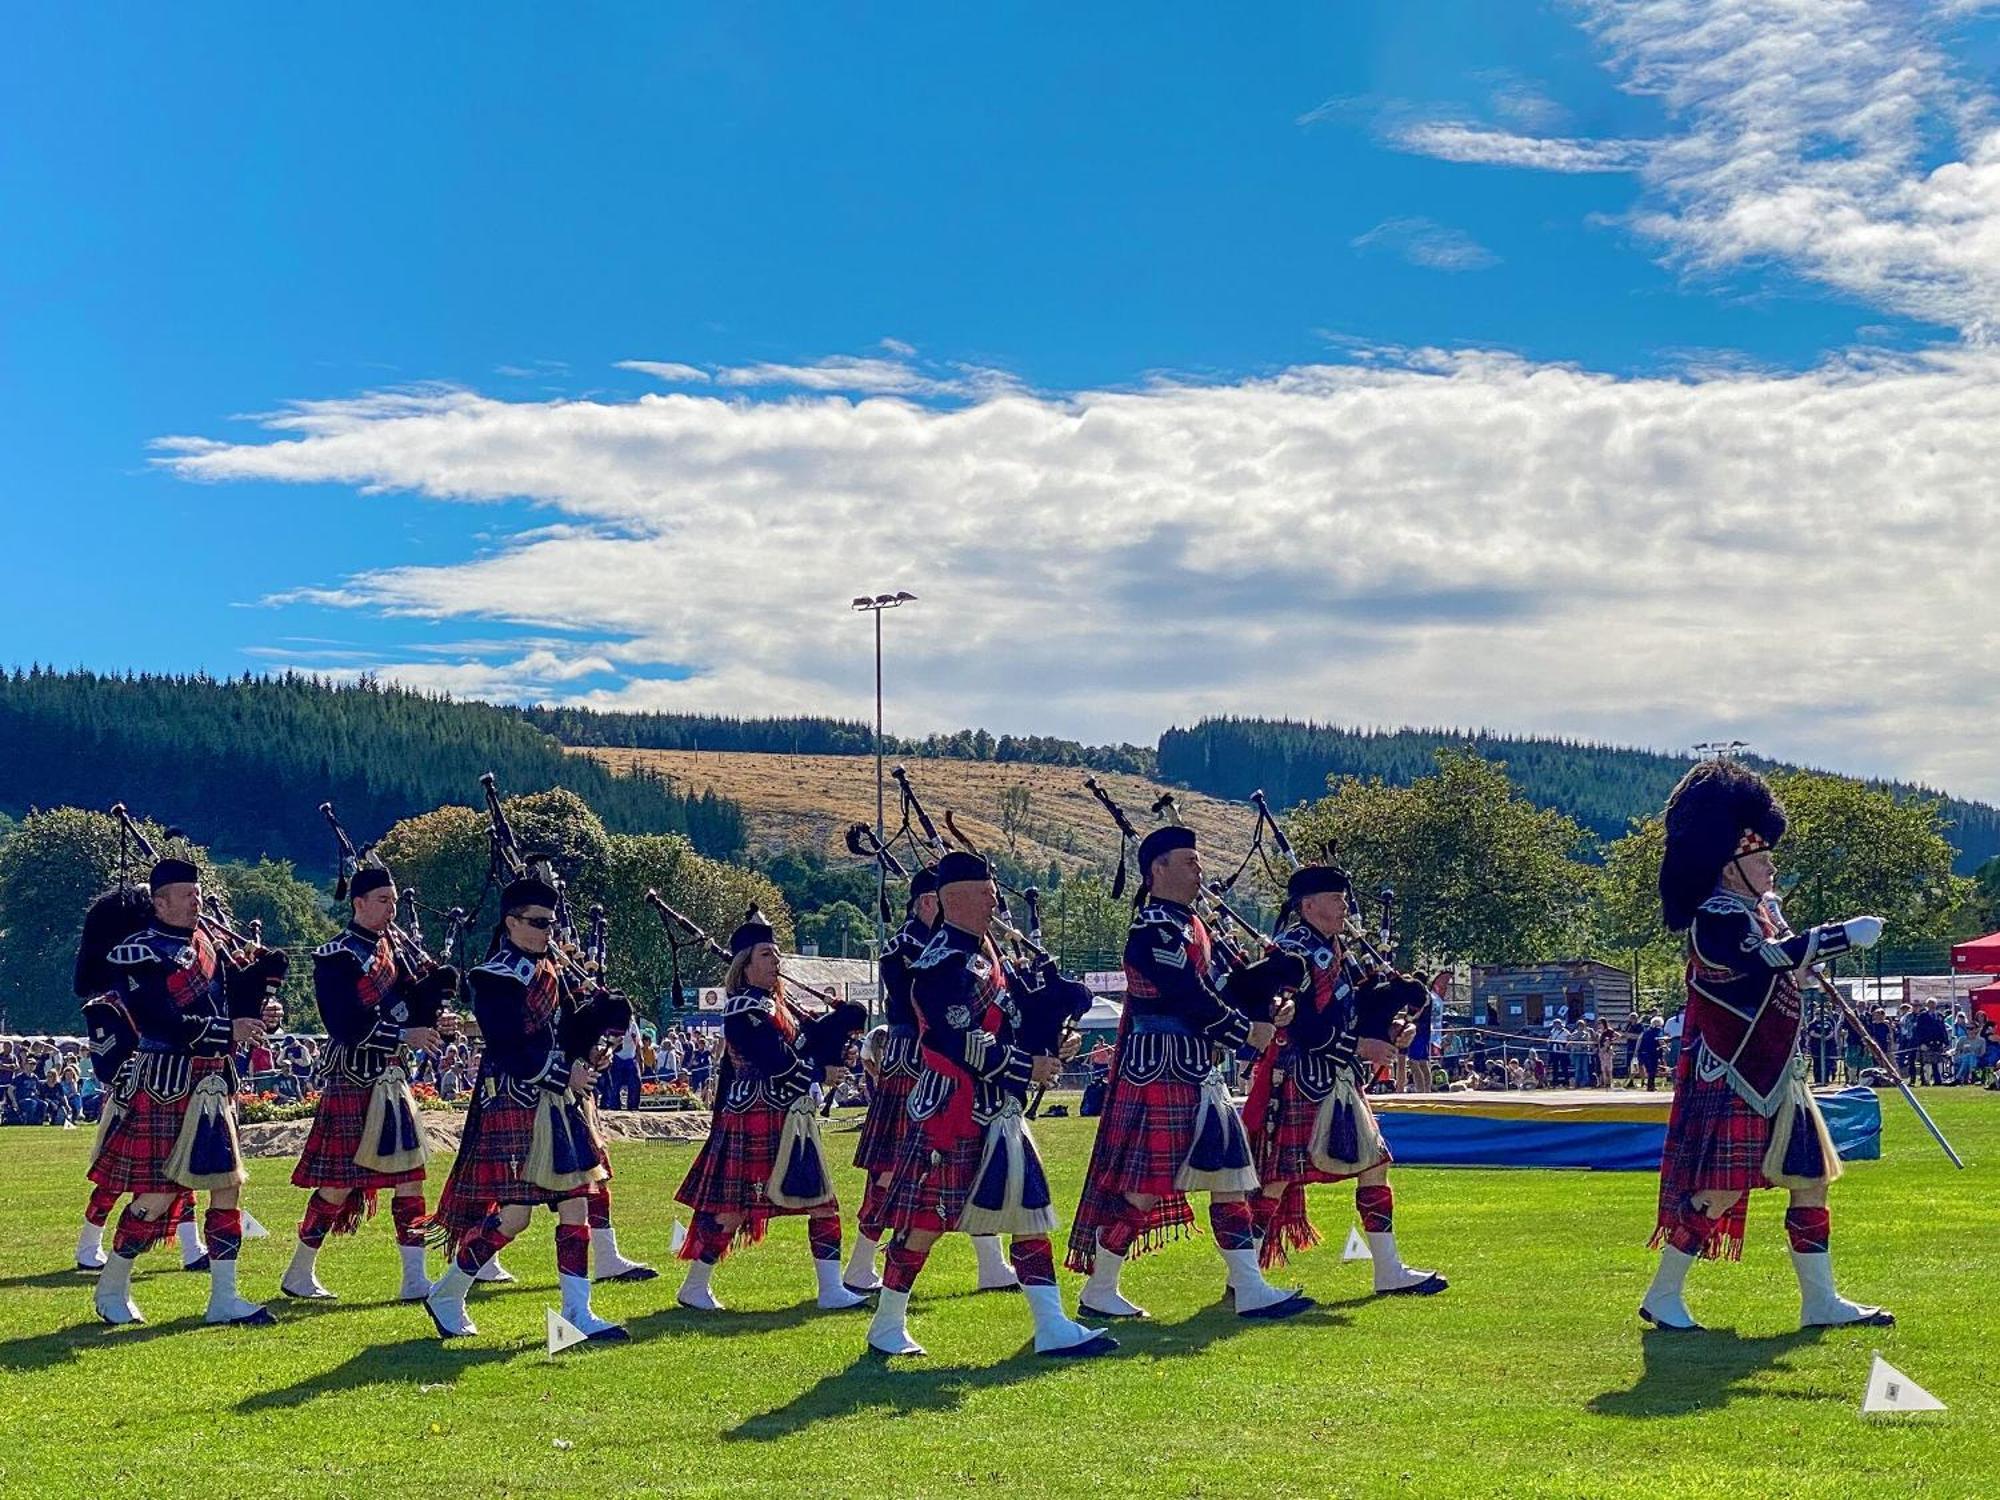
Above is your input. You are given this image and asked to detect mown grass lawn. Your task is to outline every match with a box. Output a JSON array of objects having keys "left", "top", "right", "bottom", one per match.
[{"left": 0, "top": 1093, "right": 1991, "bottom": 1499}]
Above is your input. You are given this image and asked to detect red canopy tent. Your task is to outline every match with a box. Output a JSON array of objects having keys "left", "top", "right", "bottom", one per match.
[
  {"left": 1970, "top": 983, "right": 2000, "bottom": 1029},
  {"left": 1949, "top": 930, "right": 2000, "bottom": 973}
]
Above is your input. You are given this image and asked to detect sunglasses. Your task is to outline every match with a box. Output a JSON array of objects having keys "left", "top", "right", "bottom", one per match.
[{"left": 508, "top": 913, "right": 557, "bottom": 930}]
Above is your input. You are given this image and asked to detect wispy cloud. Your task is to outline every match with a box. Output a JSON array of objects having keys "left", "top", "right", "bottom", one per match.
[
  {"left": 1389, "top": 121, "right": 1647, "bottom": 173},
  {"left": 1384, "top": 3, "right": 2000, "bottom": 333},
  {"left": 709, "top": 353, "right": 1023, "bottom": 399},
  {"left": 156, "top": 348, "right": 2000, "bottom": 799},
  {"left": 1351, "top": 216, "right": 1500, "bottom": 271},
  {"left": 616, "top": 360, "right": 710, "bottom": 383}
]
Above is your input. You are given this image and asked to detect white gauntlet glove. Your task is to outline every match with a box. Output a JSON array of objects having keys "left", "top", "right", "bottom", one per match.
[{"left": 1840, "top": 915, "right": 1884, "bottom": 950}]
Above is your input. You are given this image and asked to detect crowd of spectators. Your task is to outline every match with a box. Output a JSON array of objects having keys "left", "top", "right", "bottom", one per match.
[{"left": 0, "top": 1037, "right": 88, "bottom": 1126}]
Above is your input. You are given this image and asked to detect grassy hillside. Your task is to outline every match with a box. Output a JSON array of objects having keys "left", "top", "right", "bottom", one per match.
[{"left": 581, "top": 748, "right": 1254, "bottom": 874}]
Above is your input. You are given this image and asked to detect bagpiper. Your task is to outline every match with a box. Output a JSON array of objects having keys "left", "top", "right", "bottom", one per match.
[
  {"left": 867, "top": 851, "right": 1115, "bottom": 1359},
  {"left": 73, "top": 882, "right": 202, "bottom": 1274},
  {"left": 87, "top": 857, "right": 288, "bottom": 1327},
  {"left": 1064, "top": 827, "right": 1310, "bottom": 1321},
  {"left": 424, "top": 876, "right": 627, "bottom": 1341},
  {"left": 281, "top": 863, "right": 459, "bottom": 1303},
  {"left": 841, "top": 868, "right": 1020, "bottom": 1296},
  {"left": 1244, "top": 863, "right": 1445, "bottom": 1294},
  {"left": 674, "top": 912, "right": 870, "bottom": 1313},
  {"left": 1640, "top": 759, "right": 1892, "bottom": 1332}
]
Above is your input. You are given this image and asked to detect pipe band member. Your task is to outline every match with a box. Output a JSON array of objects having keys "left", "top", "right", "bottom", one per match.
[
  {"left": 425, "top": 876, "right": 626, "bottom": 1341},
  {"left": 1244, "top": 862, "right": 1444, "bottom": 1295},
  {"left": 867, "top": 852, "right": 1117, "bottom": 1360},
  {"left": 1641, "top": 759, "right": 1891, "bottom": 1332},
  {"left": 285, "top": 863, "right": 458, "bottom": 1303},
  {"left": 89, "top": 858, "right": 287, "bottom": 1327},
  {"left": 673, "top": 909, "right": 869, "bottom": 1314}
]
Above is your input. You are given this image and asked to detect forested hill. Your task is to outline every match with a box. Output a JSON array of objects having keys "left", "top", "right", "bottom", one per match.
[
  {"left": 520, "top": 706, "right": 1155, "bottom": 774},
  {"left": 0, "top": 670, "right": 746, "bottom": 867},
  {"left": 1157, "top": 718, "right": 2000, "bottom": 872}
]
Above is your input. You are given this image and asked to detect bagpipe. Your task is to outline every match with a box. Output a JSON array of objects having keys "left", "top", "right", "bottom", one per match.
[
  {"left": 871, "top": 766, "right": 1094, "bottom": 1073},
  {"left": 1081, "top": 778, "right": 1306, "bottom": 1024},
  {"left": 106, "top": 801, "right": 290, "bottom": 1020},
  {"left": 644, "top": 893, "right": 867, "bottom": 1109},
  {"left": 1246, "top": 788, "right": 1428, "bottom": 1044},
  {"left": 477, "top": 772, "right": 634, "bottom": 1080},
  {"left": 318, "top": 800, "right": 462, "bottom": 1032}
]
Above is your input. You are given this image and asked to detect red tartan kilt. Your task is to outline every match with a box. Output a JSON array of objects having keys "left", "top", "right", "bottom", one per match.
[
  {"left": 88, "top": 1057, "right": 230, "bottom": 1196},
  {"left": 441, "top": 1095, "right": 586, "bottom": 1213},
  {"left": 852, "top": 1073, "right": 917, "bottom": 1174},
  {"left": 1253, "top": 1078, "right": 1391, "bottom": 1186},
  {"left": 675, "top": 1099, "right": 822, "bottom": 1219},
  {"left": 1063, "top": 1074, "right": 1202, "bottom": 1269},
  {"left": 1087, "top": 1075, "right": 1202, "bottom": 1196},
  {"left": 1657, "top": 1058, "right": 1773, "bottom": 1199},
  {"left": 292, "top": 1077, "right": 425, "bottom": 1190},
  {"left": 879, "top": 1122, "right": 983, "bottom": 1231}
]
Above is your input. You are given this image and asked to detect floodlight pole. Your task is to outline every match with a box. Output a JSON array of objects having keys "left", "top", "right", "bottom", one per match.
[{"left": 852, "top": 591, "right": 918, "bottom": 1018}]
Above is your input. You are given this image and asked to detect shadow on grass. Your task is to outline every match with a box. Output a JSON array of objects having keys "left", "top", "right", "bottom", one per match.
[
  {"left": 0, "top": 1312, "right": 215, "bottom": 1372},
  {"left": 726, "top": 1298, "right": 1350, "bottom": 1442},
  {"left": 235, "top": 1334, "right": 521, "bottom": 1412},
  {"left": 1588, "top": 1325, "right": 1828, "bottom": 1418},
  {"left": 621, "top": 1294, "right": 853, "bottom": 1342},
  {"left": 0, "top": 1267, "right": 110, "bottom": 1292}
]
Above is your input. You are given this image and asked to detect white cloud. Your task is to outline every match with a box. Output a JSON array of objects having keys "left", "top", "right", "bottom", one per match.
[
  {"left": 1394, "top": 2, "right": 2000, "bottom": 332},
  {"left": 1389, "top": 121, "right": 1648, "bottom": 173},
  {"left": 1352, "top": 217, "right": 1500, "bottom": 271},
  {"left": 710, "top": 353, "right": 1023, "bottom": 399},
  {"left": 616, "top": 360, "right": 710, "bottom": 383},
  {"left": 157, "top": 349, "right": 2000, "bottom": 800}
]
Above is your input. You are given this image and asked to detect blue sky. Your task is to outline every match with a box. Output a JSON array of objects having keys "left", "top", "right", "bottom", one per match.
[{"left": 5, "top": 4, "right": 2000, "bottom": 797}]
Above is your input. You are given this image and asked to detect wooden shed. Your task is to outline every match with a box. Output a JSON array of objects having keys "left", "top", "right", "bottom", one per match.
[{"left": 1470, "top": 960, "right": 1634, "bottom": 1031}]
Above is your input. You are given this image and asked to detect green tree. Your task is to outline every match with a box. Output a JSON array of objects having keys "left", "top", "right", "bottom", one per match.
[
  {"left": 798, "top": 900, "right": 872, "bottom": 957},
  {"left": 374, "top": 792, "right": 788, "bottom": 1021},
  {"left": 1285, "top": 747, "right": 1597, "bottom": 964},
  {"left": 998, "top": 784, "right": 1032, "bottom": 853},
  {"left": 1590, "top": 817, "right": 1684, "bottom": 1010},
  {"left": 1047, "top": 871, "right": 1131, "bottom": 973},
  {"left": 1967, "top": 855, "right": 2000, "bottom": 934},
  {"left": 0, "top": 807, "right": 229, "bottom": 1033},
  {"left": 218, "top": 858, "right": 339, "bottom": 1017},
  {"left": 1764, "top": 770, "right": 1970, "bottom": 944}
]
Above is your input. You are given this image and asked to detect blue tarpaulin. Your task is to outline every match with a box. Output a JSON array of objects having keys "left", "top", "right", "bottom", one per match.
[{"left": 1371, "top": 1087, "right": 1882, "bottom": 1171}]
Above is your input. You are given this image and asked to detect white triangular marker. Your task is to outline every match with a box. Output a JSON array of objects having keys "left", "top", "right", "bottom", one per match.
[
  {"left": 240, "top": 1210, "right": 270, "bottom": 1240},
  {"left": 1342, "top": 1226, "right": 1370, "bottom": 1262},
  {"left": 546, "top": 1308, "right": 589, "bottom": 1355},
  {"left": 1862, "top": 1354, "right": 1943, "bottom": 1413},
  {"left": 669, "top": 1218, "right": 686, "bottom": 1254}
]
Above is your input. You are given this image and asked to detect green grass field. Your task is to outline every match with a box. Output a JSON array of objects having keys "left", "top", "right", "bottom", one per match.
[{"left": 1, "top": 1094, "right": 1991, "bottom": 1499}]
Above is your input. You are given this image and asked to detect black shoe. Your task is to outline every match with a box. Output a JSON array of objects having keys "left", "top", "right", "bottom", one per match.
[
  {"left": 422, "top": 1297, "right": 473, "bottom": 1340},
  {"left": 1380, "top": 1272, "right": 1448, "bottom": 1297},
  {"left": 1077, "top": 1299, "right": 1149, "bottom": 1321},
  {"left": 224, "top": 1306, "right": 277, "bottom": 1327},
  {"left": 586, "top": 1324, "right": 632, "bottom": 1341},
  {"left": 1238, "top": 1291, "right": 1315, "bottom": 1320},
  {"left": 597, "top": 1265, "right": 660, "bottom": 1283},
  {"left": 1039, "top": 1331, "right": 1120, "bottom": 1359},
  {"left": 1638, "top": 1305, "right": 1705, "bottom": 1332},
  {"left": 182, "top": 1255, "right": 210, "bottom": 1273},
  {"left": 1806, "top": 1307, "right": 1895, "bottom": 1329},
  {"left": 281, "top": 1281, "right": 338, "bottom": 1301}
]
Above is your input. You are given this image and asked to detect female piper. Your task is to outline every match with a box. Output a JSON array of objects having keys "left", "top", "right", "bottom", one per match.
[{"left": 673, "top": 913, "right": 870, "bottom": 1313}]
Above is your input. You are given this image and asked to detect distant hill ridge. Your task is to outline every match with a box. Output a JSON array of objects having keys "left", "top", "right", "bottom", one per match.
[
  {"left": 6, "top": 673, "right": 1991, "bottom": 873},
  {"left": 0, "top": 668, "right": 747, "bottom": 867},
  {"left": 539, "top": 706, "right": 2000, "bottom": 872},
  {"left": 1155, "top": 718, "right": 2000, "bottom": 873}
]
